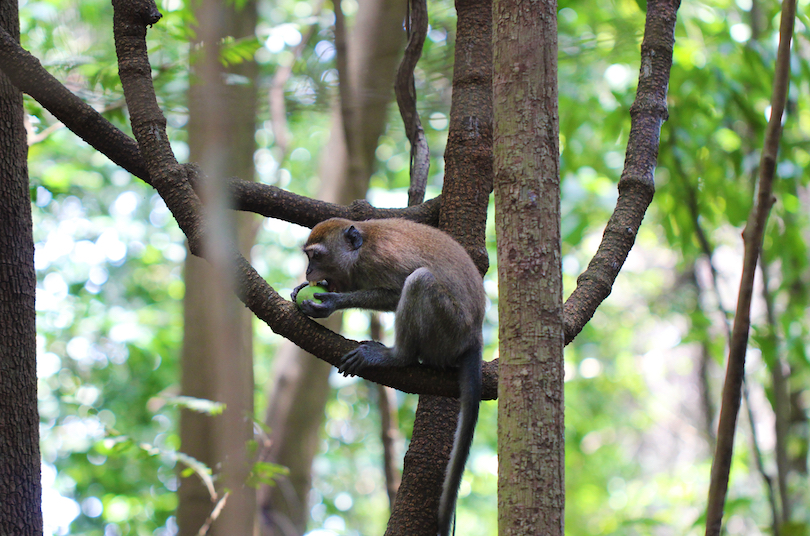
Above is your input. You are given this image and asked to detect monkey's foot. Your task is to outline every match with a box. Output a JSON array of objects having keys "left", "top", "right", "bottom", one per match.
[{"left": 337, "top": 341, "right": 388, "bottom": 377}]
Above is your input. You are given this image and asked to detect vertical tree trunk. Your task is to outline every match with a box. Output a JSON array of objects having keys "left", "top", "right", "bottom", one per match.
[
  {"left": 257, "top": 0, "right": 405, "bottom": 533},
  {"left": 177, "top": 1, "right": 258, "bottom": 534},
  {"left": 0, "top": 1, "right": 42, "bottom": 534},
  {"left": 493, "top": 0, "right": 563, "bottom": 533}
]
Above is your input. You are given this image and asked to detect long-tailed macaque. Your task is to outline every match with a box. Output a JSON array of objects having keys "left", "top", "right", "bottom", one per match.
[{"left": 292, "top": 218, "right": 485, "bottom": 536}]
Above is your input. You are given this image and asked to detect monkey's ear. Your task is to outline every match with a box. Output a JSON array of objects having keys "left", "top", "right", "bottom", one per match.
[{"left": 344, "top": 225, "right": 363, "bottom": 250}]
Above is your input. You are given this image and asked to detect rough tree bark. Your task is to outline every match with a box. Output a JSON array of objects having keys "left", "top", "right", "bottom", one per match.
[
  {"left": 0, "top": 1, "right": 42, "bottom": 534},
  {"left": 493, "top": 0, "right": 563, "bottom": 531},
  {"left": 177, "top": 1, "right": 258, "bottom": 534},
  {"left": 258, "top": 0, "right": 405, "bottom": 533}
]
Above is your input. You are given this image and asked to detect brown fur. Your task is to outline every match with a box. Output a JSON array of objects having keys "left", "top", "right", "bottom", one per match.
[{"left": 295, "top": 217, "right": 485, "bottom": 535}]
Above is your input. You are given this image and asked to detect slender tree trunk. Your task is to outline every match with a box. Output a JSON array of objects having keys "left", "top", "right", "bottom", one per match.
[
  {"left": 705, "top": 0, "right": 795, "bottom": 531},
  {"left": 177, "top": 1, "right": 258, "bottom": 534},
  {"left": 493, "top": 0, "right": 564, "bottom": 532},
  {"left": 0, "top": 1, "right": 42, "bottom": 534},
  {"left": 257, "top": 0, "right": 405, "bottom": 533}
]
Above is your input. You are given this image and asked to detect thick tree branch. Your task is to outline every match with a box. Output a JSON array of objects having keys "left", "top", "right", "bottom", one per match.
[
  {"left": 0, "top": 24, "right": 439, "bottom": 228},
  {"left": 437, "top": 0, "right": 493, "bottom": 272},
  {"left": 704, "top": 0, "right": 796, "bottom": 532},
  {"left": 562, "top": 0, "right": 680, "bottom": 345},
  {"left": 0, "top": 24, "right": 150, "bottom": 183},
  {"left": 189, "top": 169, "right": 442, "bottom": 227}
]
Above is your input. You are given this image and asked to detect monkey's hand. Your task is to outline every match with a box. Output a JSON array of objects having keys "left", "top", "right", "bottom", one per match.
[
  {"left": 297, "top": 290, "right": 340, "bottom": 318},
  {"left": 337, "top": 341, "right": 388, "bottom": 377},
  {"left": 290, "top": 282, "right": 309, "bottom": 303}
]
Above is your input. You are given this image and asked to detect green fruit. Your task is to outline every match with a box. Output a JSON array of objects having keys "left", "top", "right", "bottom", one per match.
[{"left": 296, "top": 285, "right": 328, "bottom": 306}]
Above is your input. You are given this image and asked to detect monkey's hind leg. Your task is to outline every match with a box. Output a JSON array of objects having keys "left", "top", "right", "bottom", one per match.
[
  {"left": 337, "top": 340, "right": 398, "bottom": 376},
  {"left": 337, "top": 267, "right": 456, "bottom": 376},
  {"left": 394, "top": 267, "right": 470, "bottom": 369}
]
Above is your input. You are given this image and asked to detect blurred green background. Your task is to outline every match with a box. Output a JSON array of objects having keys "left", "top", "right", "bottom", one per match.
[{"left": 20, "top": 0, "right": 810, "bottom": 533}]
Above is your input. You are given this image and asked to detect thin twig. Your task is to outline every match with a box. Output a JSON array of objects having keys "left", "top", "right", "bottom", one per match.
[
  {"left": 704, "top": 0, "right": 796, "bottom": 532},
  {"left": 196, "top": 492, "right": 230, "bottom": 536},
  {"left": 671, "top": 148, "right": 732, "bottom": 335},
  {"left": 742, "top": 379, "right": 781, "bottom": 536},
  {"left": 673, "top": 148, "right": 779, "bottom": 531}
]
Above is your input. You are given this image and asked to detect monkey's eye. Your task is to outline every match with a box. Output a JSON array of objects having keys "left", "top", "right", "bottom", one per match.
[{"left": 309, "top": 250, "right": 323, "bottom": 261}]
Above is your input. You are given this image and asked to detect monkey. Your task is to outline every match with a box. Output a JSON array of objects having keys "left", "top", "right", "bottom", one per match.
[{"left": 291, "top": 217, "right": 485, "bottom": 536}]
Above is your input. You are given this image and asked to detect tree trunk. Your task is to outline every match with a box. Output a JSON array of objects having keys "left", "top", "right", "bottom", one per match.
[
  {"left": 257, "top": 0, "right": 405, "bottom": 533},
  {"left": 386, "top": 0, "right": 492, "bottom": 532},
  {"left": 493, "top": 0, "right": 564, "bottom": 532},
  {"left": 0, "top": 1, "right": 42, "bottom": 534},
  {"left": 177, "top": 1, "right": 258, "bottom": 534}
]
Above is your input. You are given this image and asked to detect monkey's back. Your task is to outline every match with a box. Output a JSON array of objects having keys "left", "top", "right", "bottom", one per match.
[{"left": 354, "top": 219, "right": 486, "bottom": 329}]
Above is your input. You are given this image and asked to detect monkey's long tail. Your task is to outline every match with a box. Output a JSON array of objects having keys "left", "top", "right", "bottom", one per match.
[{"left": 437, "top": 345, "right": 482, "bottom": 536}]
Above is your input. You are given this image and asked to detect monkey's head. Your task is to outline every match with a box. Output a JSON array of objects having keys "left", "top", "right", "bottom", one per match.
[{"left": 302, "top": 218, "right": 363, "bottom": 293}]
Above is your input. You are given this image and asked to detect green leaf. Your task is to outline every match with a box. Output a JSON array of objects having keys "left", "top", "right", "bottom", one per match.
[{"left": 247, "top": 461, "right": 289, "bottom": 488}]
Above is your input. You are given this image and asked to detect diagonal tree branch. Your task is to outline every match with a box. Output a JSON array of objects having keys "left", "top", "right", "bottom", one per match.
[
  {"left": 562, "top": 0, "right": 680, "bottom": 345},
  {"left": 0, "top": 24, "right": 440, "bottom": 228},
  {"left": 0, "top": 25, "right": 150, "bottom": 182}
]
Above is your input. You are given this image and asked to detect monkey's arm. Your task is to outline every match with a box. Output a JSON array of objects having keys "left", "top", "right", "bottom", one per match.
[{"left": 295, "top": 288, "right": 400, "bottom": 318}]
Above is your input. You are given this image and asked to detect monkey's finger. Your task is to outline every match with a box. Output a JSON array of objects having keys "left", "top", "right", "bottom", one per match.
[
  {"left": 300, "top": 301, "right": 333, "bottom": 318},
  {"left": 290, "top": 281, "right": 309, "bottom": 301},
  {"left": 337, "top": 350, "right": 365, "bottom": 376}
]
